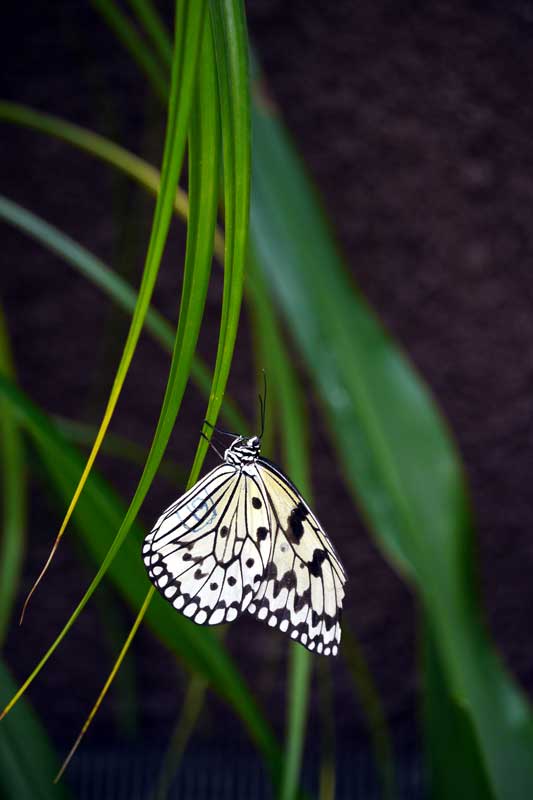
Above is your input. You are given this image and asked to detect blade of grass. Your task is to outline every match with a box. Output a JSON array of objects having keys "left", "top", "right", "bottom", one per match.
[
  {"left": 126, "top": 0, "right": 173, "bottom": 68},
  {"left": 91, "top": 0, "right": 169, "bottom": 102},
  {"left": 247, "top": 262, "right": 312, "bottom": 800},
  {"left": 249, "top": 72, "right": 533, "bottom": 798},
  {"left": 0, "top": 308, "right": 26, "bottom": 645},
  {"left": 187, "top": 0, "right": 251, "bottom": 485},
  {"left": 91, "top": 579, "right": 139, "bottom": 739},
  {"left": 317, "top": 659, "right": 336, "bottom": 800},
  {"left": 0, "top": 102, "right": 188, "bottom": 221},
  {"left": 151, "top": 673, "right": 209, "bottom": 800},
  {"left": 342, "top": 624, "right": 396, "bottom": 800},
  {"left": 0, "top": 194, "right": 243, "bottom": 433},
  {"left": 59, "top": 0, "right": 254, "bottom": 779},
  {"left": 19, "top": 0, "right": 207, "bottom": 622},
  {"left": 0, "top": 660, "right": 72, "bottom": 800},
  {"left": 52, "top": 11, "right": 221, "bottom": 774},
  {"left": 54, "top": 588, "right": 152, "bottom": 782},
  {"left": 53, "top": 415, "right": 187, "bottom": 485}
]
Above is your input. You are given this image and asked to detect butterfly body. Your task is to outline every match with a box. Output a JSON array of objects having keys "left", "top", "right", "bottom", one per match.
[{"left": 143, "top": 435, "right": 346, "bottom": 655}]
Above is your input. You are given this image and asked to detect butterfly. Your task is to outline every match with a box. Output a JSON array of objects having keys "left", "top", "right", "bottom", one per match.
[{"left": 142, "top": 426, "right": 346, "bottom": 656}]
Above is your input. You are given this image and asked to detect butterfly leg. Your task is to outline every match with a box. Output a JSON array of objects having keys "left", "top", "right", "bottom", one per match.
[{"left": 200, "top": 431, "right": 225, "bottom": 460}]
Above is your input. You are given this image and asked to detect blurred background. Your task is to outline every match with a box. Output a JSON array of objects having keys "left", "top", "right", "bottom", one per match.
[{"left": 2, "top": 1, "right": 533, "bottom": 797}]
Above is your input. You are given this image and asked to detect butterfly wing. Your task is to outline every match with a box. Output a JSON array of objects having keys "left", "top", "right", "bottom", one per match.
[
  {"left": 247, "top": 458, "right": 346, "bottom": 656},
  {"left": 143, "top": 464, "right": 271, "bottom": 625}
]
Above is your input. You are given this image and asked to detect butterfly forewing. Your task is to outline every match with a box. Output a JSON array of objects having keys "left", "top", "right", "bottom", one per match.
[
  {"left": 143, "top": 464, "right": 270, "bottom": 625},
  {"left": 143, "top": 435, "right": 346, "bottom": 656},
  {"left": 246, "top": 459, "right": 346, "bottom": 656}
]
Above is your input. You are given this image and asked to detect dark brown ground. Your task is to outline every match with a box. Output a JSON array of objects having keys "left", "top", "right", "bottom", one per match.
[{"left": 2, "top": 0, "right": 533, "bottom": 760}]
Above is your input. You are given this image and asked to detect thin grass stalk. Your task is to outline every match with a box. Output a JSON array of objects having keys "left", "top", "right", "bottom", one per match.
[
  {"left": 0, "top": 0, "right": 208, "bottom": 721},
  {"left": 0, "top": 309, "right": 26, "bottom": 645},
  {"left": 91, "top": 0, "right": 169, "bottom": 101},
  {"left": 0, "top": 194, "right": 241, "bottom": 432},
  {"left": 19, "top": 0, "right": 207, "bottom": 624},
  {"left": 246, "top": 261, "right": 313, "bottom": 799}
]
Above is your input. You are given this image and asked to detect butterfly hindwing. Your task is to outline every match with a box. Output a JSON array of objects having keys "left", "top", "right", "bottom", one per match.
[
  {"left": 143, "top": 464, "right": 269, "bottom": 625},
  {"left": 246, "top": 459, "right": 346, "bottom": 656}
]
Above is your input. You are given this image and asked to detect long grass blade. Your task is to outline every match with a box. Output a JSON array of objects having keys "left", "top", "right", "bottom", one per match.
[
  {"left": 342, "top": 624, "right": 396, "bottom": 800},
  {"left": 91, "top": 0, "right": 169, "bottom": 101},
  {"left": 54, "top": 415, "right": 187, "bottom": 485},
  {"left": 3, "top": 0, "right": 207, "bottom": 702},
  {"left": 18, "top": 0, "right": 207, "bottom": 622},
  {"left": 187, "top": 0, "right": 251, "bottom": 487},
  {"left": 54, "top": 588, "right": 153, "bottom": 782},
  {"left": 54, "top": 10, "right": 219, "bottom": 773},
  {"left": 151, "top": 673, "right": 209, "bottom": 799},
  {"left": 0, "top": 194, "right": 243, "bottom": 432},
  {"left": 0, "top": 660, "right": 72, "bottom": 800},
  {"left": 0, "top": 309, "right": 26, "bottom": 645},
  {"left": 127, "top": 0, "right": 173, "bottom": 68}
]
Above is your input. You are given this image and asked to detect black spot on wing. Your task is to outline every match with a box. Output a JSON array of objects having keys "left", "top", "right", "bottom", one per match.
[
  {"left": 309, "top": 548, "right": 327, "bottom": 577},
  {"left": 252, "top": 496, "right": 262, "bottom": 509},
  {"left": 287, "top": 502, "right": 308, "bottom": 544},
  {"left": 294, "top": 587, "right": 311, "bottom": 612},
  {"left": 257, "top": 526, "right": 269, "bottom": 541},
  {"left": 281, "top": 569, "right": 297, "bottom": 591}
]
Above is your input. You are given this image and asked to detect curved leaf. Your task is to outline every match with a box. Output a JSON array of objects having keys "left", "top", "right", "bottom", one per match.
[
  {"left": 249, "top": 77, "right": 533, "bottom": 799},
  {"left": 0, "top": 194, "right": 244, "bottom": 433}
]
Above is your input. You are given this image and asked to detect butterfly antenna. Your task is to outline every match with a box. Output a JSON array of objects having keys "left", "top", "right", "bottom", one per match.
[
  {"left": 258, "top": 371, "right": 267, "bottom": 439},
  {"left": 202, "top": 419, "right": 237, "bottom": 438}
]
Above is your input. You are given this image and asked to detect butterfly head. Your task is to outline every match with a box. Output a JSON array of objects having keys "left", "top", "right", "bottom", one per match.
[{"left": 224, "top": 434, "right": 261, "bottom": 467}]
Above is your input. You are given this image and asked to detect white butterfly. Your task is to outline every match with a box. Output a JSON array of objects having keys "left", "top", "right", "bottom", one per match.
[{"left": 142, "top": 432, "right": 346, "bottom": 656}]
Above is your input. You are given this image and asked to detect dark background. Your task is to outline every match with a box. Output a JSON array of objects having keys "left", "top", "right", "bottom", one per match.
[{"left": 2, "top": 0, "right": 533, "bottom": 765}]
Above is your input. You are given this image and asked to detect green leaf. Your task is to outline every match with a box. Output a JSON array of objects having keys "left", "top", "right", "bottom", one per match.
[
  {"left": 30, "top": 0, "right": 208, "bottom": 580},
  {"left": 0, "top": 193, "right": 245, "bottom": 434},
  {"left": 0, "top": 659, "right": 71, "bottom": 800},
  {"left": 91, "top": 0, "right": 169, "bottom": 102},
  {"left": 249, "top": 70, "right": 533, "bottom": 799},
  {"left": 188, "top": 0, "right": 251, "bottom": 483},
  {"left": 0, "top": 309, "right": 26, "bottom": 644},
  {"left": 421, "top": 617, "right": 495, "bottom": 800},
  {"left": 247, "top": 261, "right": 312, "bottom": 800}
]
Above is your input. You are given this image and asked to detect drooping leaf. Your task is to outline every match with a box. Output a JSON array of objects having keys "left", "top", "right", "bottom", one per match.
[{"left": 249, "top": 72, "right": 533, "bottom": 800}]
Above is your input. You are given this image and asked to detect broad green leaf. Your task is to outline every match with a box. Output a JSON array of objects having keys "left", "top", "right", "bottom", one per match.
[
  {"left": 249, "top": 79, "right": 533, "bottom": 799},
  {"left": 0, "top": 660, "right": 71, "bottom": 800},
  {"left": 421, "top": 618, "right": 494, "bottom": 800}
]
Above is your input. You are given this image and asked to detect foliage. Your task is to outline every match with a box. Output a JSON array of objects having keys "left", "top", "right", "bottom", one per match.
[{"left": 1, "top": 1, "right": 531, "bottom": 798}]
